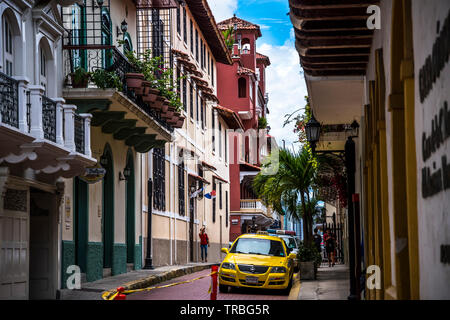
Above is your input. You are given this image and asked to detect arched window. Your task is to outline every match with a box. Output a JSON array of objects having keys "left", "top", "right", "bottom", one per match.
[
  {"left": 39, "top": 44, "right": 48, "bottom": 94},
  {"left": 238, "top": 77, "right": 247, "bottom": 98},
  {"left": 241, "top": 38, "right": 251, "bottom": 54},
  {"left": 101, "top": 8, "right": 112, "bottom": 68},
  {"left": 2, "top": 14, "right": 14, "bottom": 76}
]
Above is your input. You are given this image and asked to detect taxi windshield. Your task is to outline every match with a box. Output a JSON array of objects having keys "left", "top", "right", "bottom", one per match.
[
  {"left": 280, "top": 236, "right": 297, "bottom": 249},
  {"left": 230, "top": 238, "right": 285, "bottom": 257}
]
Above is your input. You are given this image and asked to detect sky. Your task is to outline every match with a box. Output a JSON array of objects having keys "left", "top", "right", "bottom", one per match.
[{"left": 208, "top": 0, "right": 308, "bottom": 150}]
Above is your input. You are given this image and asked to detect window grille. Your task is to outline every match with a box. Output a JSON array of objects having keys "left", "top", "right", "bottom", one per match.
[
  {"left": 153, "top": 148, "right": 166, "bottom": 211},
  {"left": 178, "top": 160, "right": 185, "bottom": 216}
]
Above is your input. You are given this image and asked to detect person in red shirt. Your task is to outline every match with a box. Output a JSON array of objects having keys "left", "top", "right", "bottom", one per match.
[{"left": 199, "top": 227, "right": 210, "bottom": 262}]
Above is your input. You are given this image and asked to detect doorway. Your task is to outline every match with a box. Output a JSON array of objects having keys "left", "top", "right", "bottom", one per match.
[
  {"left": 102, "top": 144, "right": 114, "bottom": 269},
  {"left": 125, "top": 150, "right": 135, "bottom": 264},
  {"left": 29, "top": 187, "right": 56, "bottom": 300},
  {"left": 74, "top": 177, "right": 88, "bottom": 273}
]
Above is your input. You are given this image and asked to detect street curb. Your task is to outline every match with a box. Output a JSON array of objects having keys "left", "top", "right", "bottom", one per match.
[
  {"left": 121, "top": 264, "right": 215, "bottom": 291},
  {"left": 288, "top": 272, "right": 301, "bottom": 300}
]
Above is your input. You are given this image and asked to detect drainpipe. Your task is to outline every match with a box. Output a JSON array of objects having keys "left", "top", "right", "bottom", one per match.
[{"left": 143, "top": 178, "right": 154, "bottom": 269}]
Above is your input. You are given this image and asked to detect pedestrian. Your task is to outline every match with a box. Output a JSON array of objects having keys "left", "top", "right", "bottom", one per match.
[
  {"left": 199, "top": 226, "right": 210, "bottom": 262},
  {"left": 313, "top": 228, "right": 322, "bottom": 253},
  {"left": 323, "top": 229, "right": 336, "bottom": 267}
]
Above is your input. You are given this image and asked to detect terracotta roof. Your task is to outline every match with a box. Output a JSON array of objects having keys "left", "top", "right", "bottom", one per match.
[
  {"left": 256, "top": 52, "right": 271, "bottom": 66},
  {"left": 217, "top": 15, "right": 262, "bottom": 38},
  {"left": 237, "top": 66, "right": 255, "bottom": 75},
  {"left": 214, "top": 105, "right": 244, "bottom": 130},
  {"left": 185, "top": 0, "right": 232, "bottom": 65},
  {"left": 240, "top": 161, "right": 261, "bottom": 171}
]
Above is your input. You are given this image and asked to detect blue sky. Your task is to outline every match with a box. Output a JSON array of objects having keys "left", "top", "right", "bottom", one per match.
[{"left": 209, "top": 0, "right": 308, "bottom": 151}]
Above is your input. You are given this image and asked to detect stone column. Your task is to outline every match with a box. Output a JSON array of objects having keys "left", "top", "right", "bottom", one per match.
[
  {"left": 79, "top": 113, "right": 92, "bottom": 157},
  {"left": 63, "top": 104, "right": 77, "bottom": 152},
  {"left": 13, "top": 76, "right": 29, "bottom": 133},
  {"left": 28, "top": 85, "right": 45, "bottom": 140},
  {"left": 53, "top": 98, "right": 66, "bottom": 146}
]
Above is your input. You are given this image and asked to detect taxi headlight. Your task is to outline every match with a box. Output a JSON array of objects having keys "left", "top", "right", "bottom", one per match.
[
  {"left": 271, "top": 266, "right": 287, "bottom": 273},
  {"left": 221, "top": 262, "right": 236, "bottom": 270}
]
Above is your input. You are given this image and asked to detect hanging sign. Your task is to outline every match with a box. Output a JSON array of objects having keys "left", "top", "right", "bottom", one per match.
[{"left": 78, "top": 163, "right": 106, "bottom": 184}]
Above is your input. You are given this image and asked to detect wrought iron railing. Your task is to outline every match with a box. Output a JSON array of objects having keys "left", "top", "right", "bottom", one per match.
[
  {"left": 63, "top": 44, "right": 174, "bottom": 132},
  {"left": 26, "top": 90, "right": 31, "bottom": 133},
  {"left": 0, "top": 71, "right": 19, "bottom": 128},
  {"left": 42, "top": 96, "right": 57, "bottom": 142},
  {"left": 74, "top": 113, "right": 85, "bottom": 154}
]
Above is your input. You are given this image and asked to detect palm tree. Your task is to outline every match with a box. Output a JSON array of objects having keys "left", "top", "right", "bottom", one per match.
[
  {"left": 221, "top": 26, "right": 235, "bottom": 51},
  {"left": 254, "top": 147, "right": 317, "bottom": 244}
]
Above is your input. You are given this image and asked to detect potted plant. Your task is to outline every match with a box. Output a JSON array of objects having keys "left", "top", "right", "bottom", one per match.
[
  {"left": 125, "top": 72, "right": 145, "bottom": 90},
  {"left": 174, "top": 115, "right": 185, "bottom": 128},
  {"left": 70, "top": 67, "right": 90, "bottom": 88},
  {"left": 297, "top": 241, "right": 322, "bottom": 280},
  {"left": 90, "top": 68, "right": 123, "bottom": 91},
  {"left": 258, "top": 116, "right": 268, "bottom": 129},
  {"left": 142, "top": 82, "right": 159, "bottom": 103}
]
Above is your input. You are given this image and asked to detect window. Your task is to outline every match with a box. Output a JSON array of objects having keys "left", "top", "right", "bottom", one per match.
[
  {"left": 153, "top": 148, "right": 166, "bottom": 211},
  {"left": 238, "top": 77, "right": 246, "bottom": 98},
  {"left": 177, "top": 67, "right": 181, "bottom": 100},
  {"left": 225, "top": 126, "right": 228, "bottom": 162},
  {"left": 189, "top": 82, "right": 194, "bottom": 118},
  {"left": 201, "top": 98, "right": 204, "bottom": 130},
  {"left": 219, "top": 122, "right": 222, "bottom": 158},
  {"left": 195, "top": 30, "right": 199, "bottom": 61},
  {"left": 198, "top": 164, "right": 204, "bottom": 193},
  {"left": 39, "top": 47, "right": 47, "bottom": 93},
  {"left": 208, "top": 52, "right": 210, "bottom": 75},
  {"left": 212, "top": 62, "right": 214, "bottom": 87},
  {"left": 178, "top": 158, "right": 185, "bottom": 216},
  {"left": 176, "top": 5, "right": 180, "bottom": 34},
  {"left": 183, "top": 7, "right": 187, "bottom": 43},
  {"left": 219, "top": 182, "right": 222, "bottom": 210},
  {"left": 3, "top": 16, "right": 13, "bottom": 76},
  {"left": 200, "top": 40, "right": 204, "bottom": 69},
  {"left": 225, "top": 191, "right": 229, "bottom": 227},
  {"left": 182, "top": 77, "right": 187, "bottom": 112},
  {"left": 211, "top": 109, "right": 215, "bottom": 152},
  {"left": 212, "top": 181, "right": 216, "bottom": 223},
  {"left": 190, "top": 20, "right": 193, "bottom": 54},
  {"left": 196, "top": 91, "right": 199, "bottom": 122}
]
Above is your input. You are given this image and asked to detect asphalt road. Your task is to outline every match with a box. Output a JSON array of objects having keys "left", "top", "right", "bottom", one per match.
[{"left": 127, "top": 269, "right": 290, "bottom": 300}]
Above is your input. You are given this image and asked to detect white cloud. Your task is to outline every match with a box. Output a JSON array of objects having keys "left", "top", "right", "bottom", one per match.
[
  {"left": 207, "top": 0, "right": 238, "bottom": 23},
  {"left": 257, "top": 37, "right": 308, "bottom": 151}
]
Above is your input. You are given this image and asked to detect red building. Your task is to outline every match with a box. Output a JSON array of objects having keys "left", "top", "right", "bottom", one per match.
[{"left": 217, "top": 15, "right": 276, "bottom": 241}]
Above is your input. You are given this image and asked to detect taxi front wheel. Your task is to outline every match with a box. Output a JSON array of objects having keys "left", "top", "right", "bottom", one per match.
[{"left": 219, "top": 284, "right": 229, "bottom": 293}]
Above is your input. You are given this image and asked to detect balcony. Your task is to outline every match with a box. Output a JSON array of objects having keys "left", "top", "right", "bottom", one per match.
[
  {"left": 62, "top": 45, "right": 177, "bottom": 149},
  {"left": 0, "top": 71, "right": 95, "bottom": 178}
]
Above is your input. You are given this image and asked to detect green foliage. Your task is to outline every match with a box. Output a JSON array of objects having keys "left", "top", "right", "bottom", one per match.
[
  {"left": 253, "top": 147, "right": 318, "bottom": 243},
  {"left": 72, "top": 67, "right": 90, "bottom": 85},
  {"left": 297, "top": 241, "right": 322, "bottom": 266},
  {"left": 90, "top": 68, "right": 123, "bottom": 91},
  {"left": 258, "top": 116, "right": 268, "bottom": 129},
  {"left": 283, "top": 96, "right": 312, "bottom": 145},
  {"left": 221, "top": 26, "right": 235, "bottom": 51},
  {"left": 125, "top": 49, "right": 184, "bottom": 112}
]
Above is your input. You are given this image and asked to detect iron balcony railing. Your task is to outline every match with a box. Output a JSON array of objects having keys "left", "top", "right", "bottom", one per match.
[
  {"left": 74, "top": 113, "right": 85, "bottom": 154},
  {"left": 42, "top": 96, "right": 57, "bottom": 142},
  {"left": 0, "top": 71, "right": 19, "bottom": 128},
  {"left": 63, "top": 44, "right": 174, "bottom": 132}
]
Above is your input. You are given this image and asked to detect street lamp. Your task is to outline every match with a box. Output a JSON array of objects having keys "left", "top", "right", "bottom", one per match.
[
  {"left": 116, "top": 19, "right": 128, "bottom": 38},
  {"left": 305, "top": 112, "right": 321, "bottom": 153},
  {"left": 305, "top": 113, "right": 360, "bottom": 301}
]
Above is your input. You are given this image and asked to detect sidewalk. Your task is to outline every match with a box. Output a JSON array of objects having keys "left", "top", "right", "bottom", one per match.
[
  {"left": 58, "top": 262, "right": 214, "bottom": 300},
  {"left": 297, "top": 263, "right": 350, "bottom": 300}
]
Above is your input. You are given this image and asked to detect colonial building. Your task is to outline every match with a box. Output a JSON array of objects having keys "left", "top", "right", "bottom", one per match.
[
  {"left": 140, "top": 0, "right": 236, "bottom": 266},
  {"left": 59, "top": 0, "right": 181, "bottom": 286},
  {"left": 0, "top": 0, "right": 95, "bottom": 299},
  {"left": 216, "top": 16, "right": 277, "bottom": 241},
  {"left": 289, "top": 0, "right": 450, "bottom": 299}
]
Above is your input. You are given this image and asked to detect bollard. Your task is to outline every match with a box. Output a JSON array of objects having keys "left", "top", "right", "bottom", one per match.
[
  {"left": 114, "top": 286, "right": 127, "bottom": 300},
  {"left": 210, "top": 265, "right": 218, "bottom": 300}
]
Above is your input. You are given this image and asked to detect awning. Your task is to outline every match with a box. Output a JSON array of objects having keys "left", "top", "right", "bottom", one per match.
[
  {"left": 214, "top": 105, "right": 244, "bottom": 130},
  {"left": 240, "top": 161, "right": 261, "bottom": 171},
  {"left": 188, "top": 172, "right": 210, "bottom": 184},
  {"left": 213, "top": 175, "right": 229, "bottom": 184},
  {"left": 201, "top": 160, "right": 217, "bottom": 171}
]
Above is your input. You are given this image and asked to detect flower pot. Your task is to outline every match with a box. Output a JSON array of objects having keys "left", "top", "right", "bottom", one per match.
[
  {"left": 142, "top": 81, "right": 151, "bottom": 95},
  {"left": 299, "top": 261, "right": 315, "bottom": 280},
  {"left": 174, "top": 115, "right": 185, "bottom": 128},
  {"left": 150, "top": 96, "right": 166, "bottom": 111},
  {"left": 162, "top": 105, "right": 175, "bottom": 118},
  {"left": 126, "top": 73, "right": 144, "bottom": 93},
  {"left": 142, "top": 87, "right": 159, "bottom": 103},
  {"left": 70, "top": 74, "right": 89, "bottom": 88}
]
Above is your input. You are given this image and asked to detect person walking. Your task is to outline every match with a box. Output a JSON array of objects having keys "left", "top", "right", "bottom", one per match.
[
  {"left": 199, "top": 227, "right": 210, "bottom": 262},
  {"left": 323, "top": 229, "right": 336, "bottom": 267},
  {"left": 313, "top": 228, "right": 322, "bottom": 254}
]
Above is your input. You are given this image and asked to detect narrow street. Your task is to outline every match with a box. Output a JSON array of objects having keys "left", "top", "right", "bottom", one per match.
[{"left": 127, "top": 269, "right": 289, "bottom": 300}]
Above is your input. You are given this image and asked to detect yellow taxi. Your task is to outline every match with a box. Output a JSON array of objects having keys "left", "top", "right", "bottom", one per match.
[{"left": 218, "top": 233, "right": 297, "bottom": 294}]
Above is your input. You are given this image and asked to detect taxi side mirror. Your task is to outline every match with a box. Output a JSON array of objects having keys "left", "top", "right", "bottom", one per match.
[
  {"left": 288, "top": 253, "right": 297, "bottom": 260},
  {"left": 221, "top": 248, "right": 229, "bottom": 254}
]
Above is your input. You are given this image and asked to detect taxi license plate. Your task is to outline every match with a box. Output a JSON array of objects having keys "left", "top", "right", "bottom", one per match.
[{"left": 246, "top": 276, "right": 258, "bottom": 284}]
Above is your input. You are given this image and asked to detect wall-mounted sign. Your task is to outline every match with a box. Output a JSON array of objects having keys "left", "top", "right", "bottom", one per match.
[
  {"left": 78, "top": 163, "right": 106, "bottom": 184},
  {"left": 231, "top": 219, "right": 239, "bottom": 225}
]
